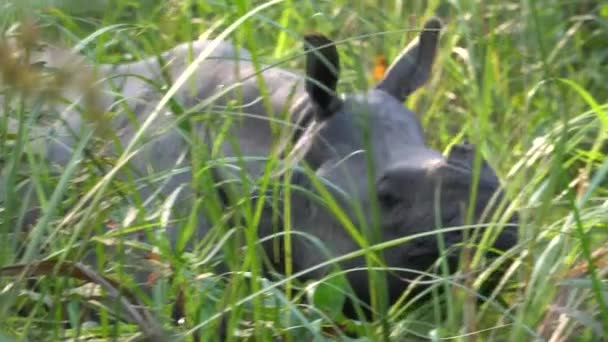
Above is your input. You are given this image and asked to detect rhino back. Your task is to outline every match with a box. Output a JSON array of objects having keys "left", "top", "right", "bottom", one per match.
[
  {"left": 13, "top": 38, "right": 315, "bottom": 279},
  {"left": 100, "top": 39, "right": 309, "bottom": 184}
]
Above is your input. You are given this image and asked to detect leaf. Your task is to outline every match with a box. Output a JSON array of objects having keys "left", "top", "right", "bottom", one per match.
[
  {"left": 601, "top": 4, "right": 608, "bottom": 18},
  {"left": 0, "top": 331, "right": 18, "bottom": 342},
  {"left": 306, "top": 273, "right": 348, "bottom": 320}
]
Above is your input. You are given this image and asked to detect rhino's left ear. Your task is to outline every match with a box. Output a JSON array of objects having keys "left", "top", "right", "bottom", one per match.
[
  {"left": 376, "top": 17, "right": 442, "bottom": 102},
  {"left": 303, "top": 33, "right": 342, "bottom": 120}
]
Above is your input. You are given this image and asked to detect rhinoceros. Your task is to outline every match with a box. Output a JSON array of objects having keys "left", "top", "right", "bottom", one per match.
[{"left": 3, "top": 17, "right": 517, "bottom": 317}]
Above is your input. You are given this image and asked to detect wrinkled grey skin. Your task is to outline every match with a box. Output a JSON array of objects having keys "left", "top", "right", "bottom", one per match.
[{"left": 4, "top": 18, "right": 517, "bottom": 317}]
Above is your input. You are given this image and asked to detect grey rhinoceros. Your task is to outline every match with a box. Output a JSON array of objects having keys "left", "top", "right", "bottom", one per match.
[{"left": 4, "top": 17, "right": 517, "bottom": 318}]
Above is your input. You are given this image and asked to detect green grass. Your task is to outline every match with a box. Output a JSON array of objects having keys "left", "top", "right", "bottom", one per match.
[{"left": 1, "top": 0, "right": 608, "bottom": 340}]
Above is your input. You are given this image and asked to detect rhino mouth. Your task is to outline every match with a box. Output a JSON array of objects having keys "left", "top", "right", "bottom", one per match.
[{"left": 341, "top": 244, "right": 462, "bottom": 319}]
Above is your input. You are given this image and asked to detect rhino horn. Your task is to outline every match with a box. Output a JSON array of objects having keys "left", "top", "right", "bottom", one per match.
[
  {"left": 376, "top": 17, "right": 442, "bottom": 101},
  {"left": 303, "top": 33, "right": 341, "bottom": 120}
]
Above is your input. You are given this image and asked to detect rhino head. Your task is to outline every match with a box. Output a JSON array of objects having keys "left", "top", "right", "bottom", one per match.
[{"left": 260, "top": 18, "right": 518, "bottom": 317}]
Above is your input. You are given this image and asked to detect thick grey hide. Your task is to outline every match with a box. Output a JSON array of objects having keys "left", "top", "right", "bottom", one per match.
[
  {"left": 7, "top": 38, "right": 315, "bottom": 286},
  {"left": 28, "top": 40, "right": 313, "bottom": 245}
]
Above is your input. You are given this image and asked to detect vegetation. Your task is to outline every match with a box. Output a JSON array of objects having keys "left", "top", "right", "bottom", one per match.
[{"left": 1, "top": 0, "right": 607, "bottom": 340}]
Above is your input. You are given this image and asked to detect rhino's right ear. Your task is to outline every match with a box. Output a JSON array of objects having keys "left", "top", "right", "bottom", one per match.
[
  {"left": 303, "top": 33, "right": 341, "bottom": 121},
  {"left": 376, "top": 17, "right": 442, "bottom": 102}
]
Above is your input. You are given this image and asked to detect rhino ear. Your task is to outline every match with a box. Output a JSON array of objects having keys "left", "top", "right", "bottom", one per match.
[
  {"left": 303, "top": 33, "right": 341, "bottom": 120},
  {"left": 376, "top": 17, "right": 442, "bottom": 102}
]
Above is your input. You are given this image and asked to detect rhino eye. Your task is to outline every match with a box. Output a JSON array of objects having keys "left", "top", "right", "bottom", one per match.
[{"left": 378, "top": 191, "right": 401, "bottom": 209}]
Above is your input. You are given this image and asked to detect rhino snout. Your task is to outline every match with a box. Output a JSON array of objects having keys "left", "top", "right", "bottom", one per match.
[{"left": 376, "top": 154, "right": 516, "bottom": 250}]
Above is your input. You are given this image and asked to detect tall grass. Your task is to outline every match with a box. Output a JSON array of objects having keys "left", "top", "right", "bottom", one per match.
[{"left": 1, "top": 0, "right": 607, "bottom": 341}]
